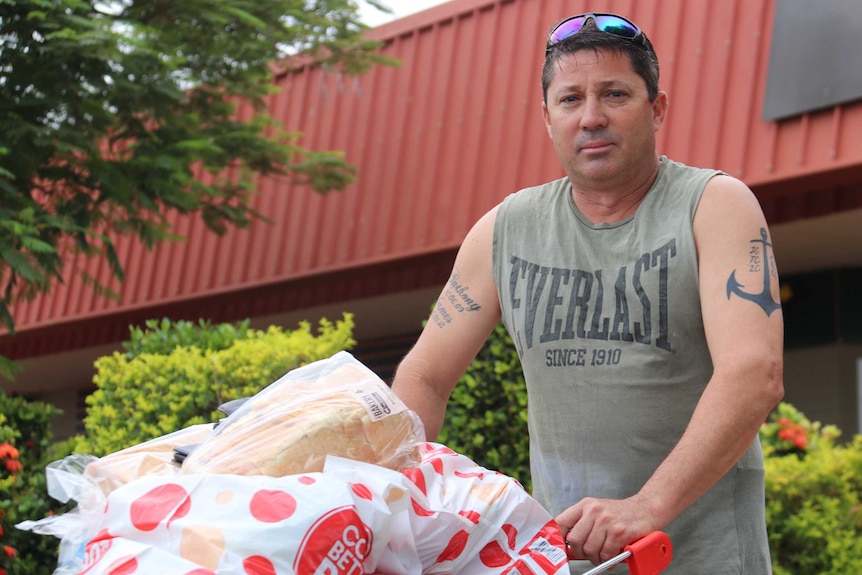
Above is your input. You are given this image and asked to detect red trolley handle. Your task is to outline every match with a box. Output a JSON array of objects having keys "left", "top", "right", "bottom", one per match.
[{"left": 567, "top": 531, "right": 673, "bottom": 575}]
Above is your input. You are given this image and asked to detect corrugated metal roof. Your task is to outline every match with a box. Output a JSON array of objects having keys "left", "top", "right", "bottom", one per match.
[{"left": 5, "top": 0, "right": 862, "bottom": 352}]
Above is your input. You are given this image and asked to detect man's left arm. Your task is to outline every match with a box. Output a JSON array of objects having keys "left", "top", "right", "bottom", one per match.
[{"left": 560, "top": 175, "right": 785, "bottom": 565}]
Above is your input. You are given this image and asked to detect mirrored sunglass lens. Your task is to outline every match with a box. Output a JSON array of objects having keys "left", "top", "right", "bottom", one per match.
[
  {"left": 549, "top": 17, "right": 586, "bottom": 44},
  {"left": 593, "top": 15, "right": 639, "bottom": 38}
]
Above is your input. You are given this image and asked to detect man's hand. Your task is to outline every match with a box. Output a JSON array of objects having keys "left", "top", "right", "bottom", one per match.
[{"left": 556, "top": 495, "right": 659, "bottom": 565}]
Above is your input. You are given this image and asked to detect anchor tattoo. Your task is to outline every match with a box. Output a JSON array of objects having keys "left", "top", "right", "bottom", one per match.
[{"left": 726, "top": 227, "right": 781, "bottom": 316}]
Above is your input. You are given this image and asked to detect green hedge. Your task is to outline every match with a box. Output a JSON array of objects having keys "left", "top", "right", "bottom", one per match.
[
  {"left": 69, "top": 314, "right": 355, "bottom": 456},
  {"left": 0, "top": 395, "right": 69, "bottom": 575},
  {"left": 437, "top": 322, "right": 531, "bottom": 491},
  {"left": 761, "top": 405, "right": 862, "bottom": 574},
  {"left": 765, "top": 436, "right": 862, "bottom": 574},
  {"left": 121, "top": 317, "right": 253, "bottom": 357}
]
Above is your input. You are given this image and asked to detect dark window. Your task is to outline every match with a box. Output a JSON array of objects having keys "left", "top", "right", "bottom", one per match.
[
  {"left": 782, "top": 270, "right": 836, "bottom": 349},
  {"left": 839, "top": 267, "right": 862, "bottom": 342}
]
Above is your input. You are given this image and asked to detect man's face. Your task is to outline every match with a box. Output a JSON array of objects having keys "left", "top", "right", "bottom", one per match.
[{"left": 542, "top": 48, "right": 667, "bottom": 192}]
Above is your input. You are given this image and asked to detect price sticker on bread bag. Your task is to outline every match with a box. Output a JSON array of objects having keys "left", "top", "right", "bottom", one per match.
[{"left": 352, "top": 381, "right": 406, "bottom": 422}]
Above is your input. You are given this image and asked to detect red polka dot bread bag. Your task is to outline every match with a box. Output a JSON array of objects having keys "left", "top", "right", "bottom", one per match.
[
  {"left": 74, "top": 470, "right": 402, "bottom": 574},
  {"left": 17, "top": 351, "right": 571, "bottom": 574},
  {"left": 324, "top": 443, "right": 570, "bottom": 575}
]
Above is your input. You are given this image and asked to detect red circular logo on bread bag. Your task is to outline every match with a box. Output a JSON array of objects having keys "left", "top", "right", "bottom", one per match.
[
  {"left": 78, "top": 529, "right": 114, "bottom": 575},
  {"left": 293, "top": 506, "right": 373, "bottom": 575}
]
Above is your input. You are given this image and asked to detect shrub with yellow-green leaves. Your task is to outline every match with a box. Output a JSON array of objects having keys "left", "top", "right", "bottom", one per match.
[
  {"left": 760, "top": 401, "right": 841, "bottom": 458},
  {"left": 764, "top": 408, "right": 862, "bottom": 575},
  {"left": 208, "top": 319, "right": 357, "bottom": 398},
  {"left": 70, "top": 314, "right": 355, "bottom": 456}
]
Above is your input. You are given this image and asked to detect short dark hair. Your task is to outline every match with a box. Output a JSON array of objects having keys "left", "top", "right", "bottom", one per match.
[{"left": 541, "top": 19, "right": 660, "bottom": 104}]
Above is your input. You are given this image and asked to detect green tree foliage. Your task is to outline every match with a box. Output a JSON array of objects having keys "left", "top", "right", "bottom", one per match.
[
  {"left": 68, "top": 313, "right": 355, "bottom": 456},
  {"left": 0, "top": 0, "right": 393, "bottom": 379}
]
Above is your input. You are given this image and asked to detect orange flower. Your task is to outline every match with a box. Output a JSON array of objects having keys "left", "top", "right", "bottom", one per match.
[
  {"left": 777, "top": 422, "right": 808, "bottom": 451},
  {"left": 3, "top": 545, "right": 16, "bottom": 557},
  {"left": 4, "top": 459, "right": 22, "bottom": 473},
  {"left": 0, "top": 443, "right": 17, "bottom": 459}
]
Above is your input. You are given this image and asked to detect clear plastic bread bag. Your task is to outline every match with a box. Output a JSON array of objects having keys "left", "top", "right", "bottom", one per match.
[
  {"left": 181, "top": 350, "right": 426, "bottom": 477},
  {"left": 15, "top": 423, "right": 213, "bottom": 574}
]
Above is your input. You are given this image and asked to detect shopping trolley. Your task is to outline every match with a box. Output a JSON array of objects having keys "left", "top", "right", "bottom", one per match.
[{"left": 566, "top": 531, "right": 672, "bottom": 575}]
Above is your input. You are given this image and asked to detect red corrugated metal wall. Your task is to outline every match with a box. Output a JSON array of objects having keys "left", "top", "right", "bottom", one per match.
[{"left": 5, "top": 0, "right": 862, "bottom": 356}]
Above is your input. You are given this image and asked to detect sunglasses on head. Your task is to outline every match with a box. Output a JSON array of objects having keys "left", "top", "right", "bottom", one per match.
[{"left": 546, "top": 13, "right": 645, "bottom": 53}]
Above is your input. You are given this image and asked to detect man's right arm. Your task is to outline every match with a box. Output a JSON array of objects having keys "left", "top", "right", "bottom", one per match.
[{"left": 391, "top": 206, "right": 502, "bottom": 440}]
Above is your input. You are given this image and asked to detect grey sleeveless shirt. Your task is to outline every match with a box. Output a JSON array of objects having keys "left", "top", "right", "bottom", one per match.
[{"left": 492, "top": 157, "right": 772, "bottom": 574}]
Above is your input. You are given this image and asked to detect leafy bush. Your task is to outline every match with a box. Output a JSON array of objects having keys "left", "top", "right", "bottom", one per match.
[
  {"left": 437, "top": 322, "right": 531, "bottom": 490},
  {"left": 0, "top": 395, "right": 68, "bottom": 575},
  {"left": 122, "top": 317, "right": 252, "bottom": 358},
  {"left": 763, "top": 406, "right": 862, "bottom": 575},
  {"left": 760, "top": 401, "right": 841, "bottom": 457},
  {"left": 69, "top": 314, "right": 355, "bottom": 456}
]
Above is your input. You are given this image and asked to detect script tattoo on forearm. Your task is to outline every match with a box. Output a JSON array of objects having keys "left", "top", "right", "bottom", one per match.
[
  {"left": 430, "top": 271, "right": 483, "bottom": 328},
  {"left": 725, "top": 227, "right": 781, "bottom": 316}
]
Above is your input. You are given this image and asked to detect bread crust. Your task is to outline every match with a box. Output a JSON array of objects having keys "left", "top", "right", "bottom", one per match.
[
  {"left": 181, "top": 363, "right": 423, "bottom": 476},
  {"left": 84, "top": 423, "right": 213, "bottom": 496}
]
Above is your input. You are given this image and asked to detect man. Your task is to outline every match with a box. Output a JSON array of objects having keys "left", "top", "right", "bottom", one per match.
[{"left": 391, "top": 12, "right": 784, "bottom": 574}]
